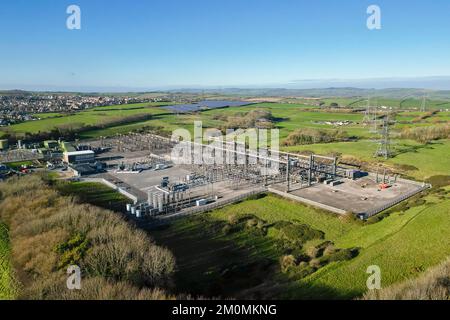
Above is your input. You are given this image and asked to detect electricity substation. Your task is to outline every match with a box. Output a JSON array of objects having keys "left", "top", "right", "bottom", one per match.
[{"left": 78, "top": 132, "right": 429, "bottom": 221}]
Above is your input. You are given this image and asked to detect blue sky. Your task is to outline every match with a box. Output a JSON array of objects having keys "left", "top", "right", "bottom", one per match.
[{"left": 1, "top": 0, "right": 450, "bottom": 91}]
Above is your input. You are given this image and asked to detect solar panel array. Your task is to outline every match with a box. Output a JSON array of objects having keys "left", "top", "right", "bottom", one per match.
[{"left": 162, "top": 100, "right": 252, "bottom": 113}]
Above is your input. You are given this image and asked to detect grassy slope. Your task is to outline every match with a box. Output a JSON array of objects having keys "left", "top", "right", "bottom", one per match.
[
  {"left": 150, "top": 189, "right": 449, "bottom": 299},
  {"left": 0, "top": 222, "right": 15, "bottom": 299},
  {"left": 363, "top": 256, "right": 450, "bottom": 300},
  {"left": 5, "top": 102, "right": 169, "bottom": 134},
  {"left": 300, "top": 196, "right": 450, "bottom": 299},
  {"left": 210, "top": 190, "right": 450, "bottom": 298}
]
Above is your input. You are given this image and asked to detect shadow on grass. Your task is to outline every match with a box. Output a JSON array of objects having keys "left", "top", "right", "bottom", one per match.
[
  {"left": 392, "top": 141, "right": 442, "bottom": 157},
  {"left": 147, "top": 215, "right": 351, "bottom": 299}
]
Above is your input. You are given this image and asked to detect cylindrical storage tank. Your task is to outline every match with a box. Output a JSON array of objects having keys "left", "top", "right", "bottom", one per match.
[
  {"left": 148, "top": 191, "right": 153, "bottom": 206},
  {"left": 152, "top": 193, "right": 158, "bottom": 208},
  {"left": 136, "top": 209, "right": 141, "bottom": 218},
  {"left": 131, "top": 206, "right": 136, "bottom": 215},
  {"left": 158, "top": 195, "right": 164, "bottom": 212},
  {"left": 126, "top": 203, "right": 132, "bottom": 212}
]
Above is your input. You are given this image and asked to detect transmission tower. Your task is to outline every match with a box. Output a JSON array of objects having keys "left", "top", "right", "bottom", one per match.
[
  {"left": 363, "top": 97, "right": 372, "bottom": 124},
  {"left": 374, "top": 114, "right": 391, "bottom": 159},
  {"left": 420, "top": 95, "right": 427, "bottom": 112},
  {"left": 370, "top": 99, "right": 379, "bottom": 134}
]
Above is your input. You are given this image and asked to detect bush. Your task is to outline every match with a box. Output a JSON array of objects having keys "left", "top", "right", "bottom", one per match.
[
  {"left": 306, "top": 246, "right": 320, "bottom": 259},
  {"left": 280, "top": 255, "right": 297, "bottom": 273},
  {"left": 323, "top": 243, "right": 337, "bottom": 256},
  {"left": 275, "top": 222, "right": 324, "bottom": 245},
  {"left": 222, "top": 224, "right": 233, "bottom": 235},
  {"left": 426, "top": 175, "right": 450, "bottom": 188},
  {"left": 309, "top": 258, "right": 322, "bottom": 268},
  {"left": 0, "top": 175, "right": 175, "bottom": 299},
  {"left": 54, "top": 233, "right": 90, "bottom": 269},
  {"left": 328, "top": 248, "right": 359, "bottom": 262},
  {"left": 399, "top": 124, "right": 450, "bottom": 143},
  {"left": 283, "top": 128, "right": 349, "bottom": 146}
]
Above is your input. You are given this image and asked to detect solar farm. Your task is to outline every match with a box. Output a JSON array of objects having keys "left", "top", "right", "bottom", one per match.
[{"left": 162, "top": 100, "right": 253, "bottom": 113}]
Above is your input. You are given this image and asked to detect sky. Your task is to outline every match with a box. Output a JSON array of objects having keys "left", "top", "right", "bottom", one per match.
[{"left": 1, "top": 0, "right": 450, "bottom": 91}]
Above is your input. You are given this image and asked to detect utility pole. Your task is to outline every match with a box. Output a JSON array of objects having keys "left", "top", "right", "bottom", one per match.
[{"left": 374, "top": 114, "right": 391, "bottom": 159}]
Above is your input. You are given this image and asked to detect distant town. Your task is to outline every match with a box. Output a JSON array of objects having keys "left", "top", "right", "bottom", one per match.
[{"left": 0, "top": 92, "right": 169, "bottom": 126}]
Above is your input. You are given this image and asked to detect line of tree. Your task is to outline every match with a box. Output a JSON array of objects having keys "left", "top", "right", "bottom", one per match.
[
  {"left": 399, "top": 124, "right": 450, "bottom": 143},
  {"left": 2, "top": 113, "right": 154, "bottom": 144},
  {"left": 216, "top": 110, "right": 275, "bottom": 130},
  {"left": 283, "top": 128, "right": 351, "bottom": 146}
]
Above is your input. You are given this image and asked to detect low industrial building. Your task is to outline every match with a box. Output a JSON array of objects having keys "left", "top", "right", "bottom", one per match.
[
  {"left": 43, "top": 140, "right": 59, "bottom": 149},
  {"left": 70, "top": 162, "right": 106, "bottom": 176},
  {"left": 63, "top": 150, "right": 95, "bottom": 164}
]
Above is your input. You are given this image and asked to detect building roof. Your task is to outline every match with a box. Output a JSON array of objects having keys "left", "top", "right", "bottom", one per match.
[{"left": 64, "top": 150, "right": 95, "bottom": 156}]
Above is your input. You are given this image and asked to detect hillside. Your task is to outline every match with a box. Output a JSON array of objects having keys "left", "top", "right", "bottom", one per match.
[
  {"left": 0, "top": 174, "right": 175, "bottom": 300},
  {"left": 362, "top": 257, "right": 450, "bottom": 300}
]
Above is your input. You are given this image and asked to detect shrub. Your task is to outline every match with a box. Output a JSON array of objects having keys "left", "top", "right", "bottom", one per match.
[
  {"left": 283, "top": 128, "right": 349, "bottom": 146},
  {"left": 222, "top": 224, "right": 232, "bottom": 235},
  {"left": 323, "top": 243, "right": 337, "bottom": 256},
  {"left": 0, "top": 175, "right": 175, "bottom": 299},
  {"left": 54, "top": 233, "right": 90, "bottom": 269},
  {"left": 328, "top": 248, "right": 358, "bottom": 262},
  {"left": 280, "top": 255, "right": 297, "bottom": 273},
  {"left": 426, "top": 175, "right": 450, "bottom": 188},
  {"left": 275, "top": 222, "right": 324, "bottom": 245},
  {"left": 306, "top": 246, "right": 320, "bottom": 259},
  {"left": 399, "top": 124, "right": 450, "bottom": 143},
  {"left": 309, "top": 258, "right": 322, "bottom": 269},
  {"left": 227, "top": 214, "right": 239, "bottom": 225}
]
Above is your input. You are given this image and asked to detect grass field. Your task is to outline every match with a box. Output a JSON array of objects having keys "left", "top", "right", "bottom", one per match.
[
  {"left": 4, "top": 102, "right": 444, "bottom": 142},
  {"left": 56, "top": 181, "right": 130, "bottom": 212},
  {"left": 151, "top": 189, "right": 450, "bottom": 299},
  {"left": 4, "top": 102, "right": 170, "bottom": 135},
  {"left": 0, "top": 222, "right": 16, "bottom": 300},
  {"left": 2, "top": 99, "right": 449, "bottom": 299},
  {"left": 283, "top": 139, "right": 450, "bottom": 180}
]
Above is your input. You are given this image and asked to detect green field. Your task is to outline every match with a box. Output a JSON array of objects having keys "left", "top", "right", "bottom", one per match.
[
  {"left": 151, "top": 189, "right": 450, "bottom": 299},
  {"left": 4, "top": 102, "right": 444, "bottom": 143},
  {"left": 0, "top": 222, "right": 16, "bottom": 300},
  {"left": 2, "top": 98, "right": 449, "bottom": 299},
  {"left": 5, "top": 102, "right": 170, "bottom": 136},
  {"left": 56, "top": 181, "right": 130, "bottom": 212},
  {"left": 283, "top": 139, "right": 450, "bottom": 180}
]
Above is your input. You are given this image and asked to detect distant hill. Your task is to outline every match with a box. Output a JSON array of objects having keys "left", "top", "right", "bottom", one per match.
[
  {"left": 2, "top": 87, "right": 450, "bottom": 100},
  {"left": 165, "top": 87, "right": 450, "bottom": 100}
]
